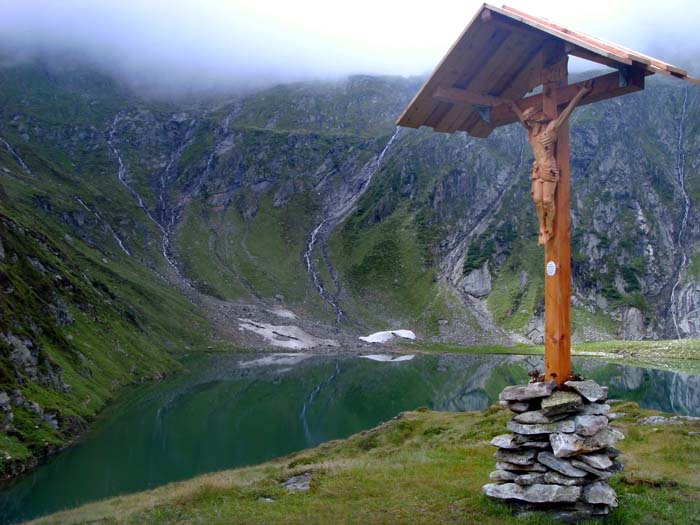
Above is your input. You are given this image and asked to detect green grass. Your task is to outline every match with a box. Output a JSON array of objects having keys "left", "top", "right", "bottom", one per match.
[
  {"left": 177, "top": 194, "right": 319, "bottom": 302},
  {"left": 31, "top": 403, "right": 700, "bottom": 525},
  {"left": 400, "top": 339, "right": 700, "bottom": 375},
  {"left": 406, "top": 341, "right": 544, "bottom": 356},
  {"left": 330, "top": 206, "right": 437, "bottom": 327}
]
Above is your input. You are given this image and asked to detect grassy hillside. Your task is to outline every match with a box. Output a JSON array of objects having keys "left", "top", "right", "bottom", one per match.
[
  {"left": 30, "top": 402, "right": 700, "bottom": 525},
  {"left": 0, "top": 61, "right": 210, "bottom": 478}
]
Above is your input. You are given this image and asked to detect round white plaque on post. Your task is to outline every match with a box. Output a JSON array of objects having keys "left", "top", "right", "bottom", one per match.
[{"left": 546, "top": 261, "right": 556, "bottom": 277}]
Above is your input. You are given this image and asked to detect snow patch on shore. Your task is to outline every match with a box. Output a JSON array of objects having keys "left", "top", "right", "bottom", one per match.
[
  {"left": 238, "top": 318, "right": 339, "bottom": 350},
  {"left": 360, "top": 354, "right": 415, "bottom": 362},
  {"left": 359, "top": 330, "right": 416, "bottom": 344}
]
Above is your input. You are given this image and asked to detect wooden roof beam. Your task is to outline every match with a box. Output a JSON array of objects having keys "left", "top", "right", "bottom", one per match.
[{"left": 473, "top": 67, "right": 645, "bottom": 130}]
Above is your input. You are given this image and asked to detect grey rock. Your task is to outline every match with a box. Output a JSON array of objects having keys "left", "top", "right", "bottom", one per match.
[
  {"left": 622, "top": 306, "right": 646, "bottom": 339},
  {"left": 462, "top": 262, "right": 492, "bottom": 297},
  {"left": 514, "top": 473, "right": 546, "bottom": 486},
  {"left": 578, "top": 453, "right": 613, "bottom": 470},
  {"left": 609, "top": 427, "right": 626, "bottom": 441},
  {"left": 549, "top": 428, "right": 620, "bottom": 458},
  {"left": 574, "top": 415, "right": 609, "bottom": 437},
  {"left": 565, "top": 380, "right": 608, "bottom": 403},
  {"left": 541, "top": 391, "right": 583, "bottom": 416},
  {"left": 499, "top": 400, "right": 530, "bottom": 413},
  {"left": 543, "top": 471, "right": 587, "bottom": 486},
  {"left": 495, "top": 461, "right": 546, "bottom": 473},
  {"left": 44, "top": 411, "right": 59, "bottom": 430},
  {"left": 494, "top": 448, "right": 537, "bottom": 465},
  {"left": 281, "top": 472, "right": 312, "bottom": 491},
  {"left": 607, "top": 412, "right": 626, "bottom": 420},
  {"left": 507, "top": 419, "right": 575, "bottom": 435},
  {"left": 28, "top": 401, "right": 43, "bottom": 418},
  {"left": 581, "top": 403, "right": 610, "bottom": 416},
  {"left": 605, "top": 446, "right": 623, "bottom": 458},
  {"left": 570, "top": 459, "right": 612, "bottom": 479},
  {"left": 519, "top": 440, "right": 551, "bottom": 449},
  {"left": 513, "top": 410, "right": 566, "bottom": 424},
  {"left": 0, "top": 392, "right": 10, "bottom": 410},
  {"left": 490, "top": 434, "right": 520, "bottom": 449},
  {"left": 551, "top": 503, "right": 610, "bottom": 523},
  {"left": 11, "top": 390, "right": 24, "bottom": 407},
  {"left": 582, "top": 481, "right": 618, "bottom": 507},
  {"left": 508, "top": 401, "right": 531, "bottom": 413},
  {"left": 610, "top": 460, "right": 624, "bottom": 473},
  {"left": 537, "top": 451, "right": 588, "bottom": 477},
  {"left": 513, "top": 433, "right": 549, "bottom": 444},
  {"left": 482, "top": 483, "right": 581, "bottom": 503},
  {"left": 499, "top": 381, "right": 556, "bottom": 402},
  {"left": 642, "top": 415, "right": 680, "bottom": 425},
  {"left": 489, "top": 470, "right": 518, "bottom": 482}
]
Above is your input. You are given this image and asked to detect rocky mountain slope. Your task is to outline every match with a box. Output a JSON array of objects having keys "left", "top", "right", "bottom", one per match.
[{"left": 0, "top": 58, "right": 699, "bottom": 477}]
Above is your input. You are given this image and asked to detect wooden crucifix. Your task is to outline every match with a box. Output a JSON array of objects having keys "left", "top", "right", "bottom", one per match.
[{"left": 397, "top": 4, "right": 697, "bottom": 384}]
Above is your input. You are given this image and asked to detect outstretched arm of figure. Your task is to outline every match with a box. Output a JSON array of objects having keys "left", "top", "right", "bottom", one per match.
[
  {"left": 552, "top": 80, "right": 593, "bottom": 130},
  {"left": 508, "top": 100, "right": 526, "bottom": 126}
]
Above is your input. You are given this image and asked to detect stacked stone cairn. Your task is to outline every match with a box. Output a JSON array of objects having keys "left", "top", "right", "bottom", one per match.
[{"left": 483, "top": 379, "right": 623, "bottom": 522}]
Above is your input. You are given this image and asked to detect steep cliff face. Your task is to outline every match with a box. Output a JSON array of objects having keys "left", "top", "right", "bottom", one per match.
[{"left": 0, "top": 59, "right": 699, "bottom": 475}]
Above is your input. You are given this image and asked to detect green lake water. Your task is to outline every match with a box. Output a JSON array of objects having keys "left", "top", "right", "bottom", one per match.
[{"left": 2, "top": 352, "right": 699, "bottom": 524}]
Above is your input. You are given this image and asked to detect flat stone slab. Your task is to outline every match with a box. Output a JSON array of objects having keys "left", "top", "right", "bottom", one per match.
[
  {"left": 496, "top": 461, "right": 547, "bottom": 473},
  {"left": 513, "top": 410, "right": 566, "bottom": 425},
  {"left": 499, "top": 400, "right": 531, "bottom": 413},
  {"left": 494, "top": 448, "right": 537, "bottom": 465},
  {"left": 500, "top": 381, "right": 556, "bottom": 402},
  {"left": 582, "top": 481, "right": 618, "bottom": 507},
  {"left": 483, "top": 483, "right": 581, "bottom": 503},
  {"left": 570, "top": 459, "right": 612, "bottom": 479},
  {"left": 514, "top": 473, "right": 546, "bottom": 486},
  {"left": 507, "top": 419, "right": 575, "bottom": 435},
  {"left": 565, "top": 380, "right": 608, "bottom": 403},
  {"left": 581, "top": 403, "right": 610, "bottom": 416},
  {"left": 490, "top": 470, "right": 518, "bottom": 482},
  {"left": 490, "top": 434, "right": 521, "bottom": 449},
  {"left": 541, "top": 391, "right": 583, "bottom": 416},
  {"left": 537, "top": 451, "right": 588, "bottom": 477},
  {"left": 543, "top": 471, "right": 587, "bottom": 486},
  {"left": 519, "top": 440, "right": 551, "bottom": 449},
  {"left": 578, "top": 453, "right": 613, "bottom": 470},
  {"left": 642, "top": 415, "right": 682, "bottom": 425},
  {"left": 550, "top": 428, "right": 620, "bottom": 458},
  {"left": 574, "top": 415, "right": 609, "bottom": 437}
]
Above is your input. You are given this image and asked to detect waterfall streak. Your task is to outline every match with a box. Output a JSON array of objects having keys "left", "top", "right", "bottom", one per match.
[
  {"left": 670, "top": 88, "right": 690, "bottom": 339},
  {"left": 108, "top": 114, "right": 183, "bottom": 271},
  {"left": 76, "top": 197, "right": 131, "bottom": 256},
  {"left": 304, "top": 128, "right": 401, "bottom": 322},
  {"left": 0, "top": 136, "right": 32, "bottom": 175}
]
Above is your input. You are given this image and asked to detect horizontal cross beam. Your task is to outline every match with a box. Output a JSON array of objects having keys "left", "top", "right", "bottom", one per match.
[{"left": 433, "top": 68, "right": 645, "bottom": 131}]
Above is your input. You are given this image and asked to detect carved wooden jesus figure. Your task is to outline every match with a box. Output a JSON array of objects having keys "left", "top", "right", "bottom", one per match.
[{"left": 510, "top": 82, "right": 592, "bottom": 244}]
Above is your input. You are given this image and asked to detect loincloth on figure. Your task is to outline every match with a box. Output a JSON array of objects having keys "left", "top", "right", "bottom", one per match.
[{"left": 531, "top": 162, "right": 560, "bottom": 183}]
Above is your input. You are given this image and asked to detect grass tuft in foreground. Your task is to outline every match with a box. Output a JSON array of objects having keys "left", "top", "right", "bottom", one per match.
[{"left": 32, "top": 402, "right": 700, "bottom": 524}]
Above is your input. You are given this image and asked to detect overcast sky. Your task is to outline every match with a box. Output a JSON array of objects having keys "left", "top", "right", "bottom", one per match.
[{"left": 1, "top": 0, "right": 698, "bottom": 93}]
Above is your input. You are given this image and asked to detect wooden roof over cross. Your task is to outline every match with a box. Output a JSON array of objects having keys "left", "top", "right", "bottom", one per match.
[{"left": 397, "top": 3, "right": 698, "bottom": 138}]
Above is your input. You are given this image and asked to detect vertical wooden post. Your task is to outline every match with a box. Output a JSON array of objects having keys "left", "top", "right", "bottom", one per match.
[{"left": 544, "top": 67, "right": 572, "bottom": 384}]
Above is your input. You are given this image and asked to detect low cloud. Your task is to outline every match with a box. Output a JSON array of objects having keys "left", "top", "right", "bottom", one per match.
[{"left": 1, "top": 0, "right": 698, "bottom": 96}]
